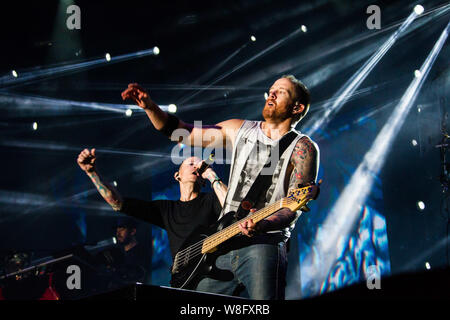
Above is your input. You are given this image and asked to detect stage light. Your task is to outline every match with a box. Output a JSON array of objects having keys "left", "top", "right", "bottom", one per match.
[
  {"left": 153, "top": 46, "right": 160, "bottom": 55},
  {"left": 11, "top": 70, "right": 18, "bottom": 78},
  {"left": 306, "top": 8, "right": 419, "bottom": 136},
  {"left": 168, "top": 104, "right": 177, "bottom": 113},
  {"left": 125, "top": 109, "right": 133, "bottom": 117},
  {"left": 250, "top": 35, "right": 256, "bottom": 42},
  {"left": 417, "top": 106, "right": 421, "bottom": 113},
  {"left": 301, "top": 25, "right": 308, "bottom": 32},
  {"left": 304, "top": 21, "right": 449, "bottom": 287},
  {"left": 417, "top": 201, "right": 425, "bottom": 211},
  {"left": 32, "top": 122, "right": 38, "bottom": 130},
  {"left": 112, "top": 181, "right": 118, "bottom": 187},
  {"left": 178, "top": 27, "right": 304, "bottom": 106},
  {"left": 112, "top": 237, "right": 117, "bottom": 244},
  {"left": 414, "top": 69, "right": 421, "bottom": 78},
  {"left": 414, "top": 5, "right": 424, "bottom": 15},
  {"left": 264, "top": 92, "right": 268, "bottom": 100},
  {"left": 105, "top": 53, "right": 111, "bottom": 61},
  {"left": 411, "top": 139, "right": 418, "bottom": 146},
  {"left": 425, "top": 262, "right": 431, "bottom": 269},
  {"left": 0, "top": 92, "right": 176, "bottom": 115},
  {"left": 0, "top": 48, "right": 158, "bottom": 88}
]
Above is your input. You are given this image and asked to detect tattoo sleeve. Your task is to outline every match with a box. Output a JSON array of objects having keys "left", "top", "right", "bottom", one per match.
[
  {"left": 288, "top": 136, "right": 319, "bottom": 190},
  {"left": 261, "top": 136, "right": 319, "bottom": 231},
  {"left": 87, "top": 171, "right": 123, "bottom": 211}
]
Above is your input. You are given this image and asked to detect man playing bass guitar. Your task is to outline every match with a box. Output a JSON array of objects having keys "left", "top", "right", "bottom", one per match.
[{"left": 122, "top": 74, "right": 320, "bottom": 300}]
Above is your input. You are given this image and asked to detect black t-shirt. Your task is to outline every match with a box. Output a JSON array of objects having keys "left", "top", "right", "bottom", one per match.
[
  {"left": 119, "top": 242, "right": 149, "bottom": 283},
  {"left": 119, "top": 193, "right": 222, "bottom": 259}
]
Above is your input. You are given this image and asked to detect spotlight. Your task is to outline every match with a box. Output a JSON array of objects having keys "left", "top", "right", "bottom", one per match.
[
  {"left": 11, "top": 70, "right": 18, "bottom": 78},
  {"left": 411, "top": 139, "right": 418, "bottom": 146},
  {"left": 305, "top": 6, "right": 420, "bottom": 137},
  {"left": 168, "top": 104, "right": 177, "bottom": 113},
  {"left": 417, "top": 106, "right": 421, "bottom": 113},
  {"left": 414, "top": 69, "right": 421, "bottom": 78},
  {"left": 414, "top": 5, "right": 424, "bottom": 15},
  {"left": 112, "top": 181, "right": 118, "bottom": 187},
  {"left": 2, "top": 48, "right": 157, "bottom": 87},
  {"left": 425, "top": 261, "right": 431, "bottom": 269},
  {"left": 112, "top": 237, "right": 117, "bottom": 244},
  {"left": 32, "top": 122, "right": 38, "bottom": 130},
  {"left": 300, "top": 25, "right": 308, "bottom": 33},
  {"left": 125, "top": 109, "right": 133, "bottom": 117},
  {"left": 417, "top": 201, "right": 425, "bottom": 211},
  {"left": 250, "top": 35, "right": 256, "bottom": 42},
  {"left": 105, "top": 53, "right": 111, "bottom": 62},
  {"left": 153, "top": 46, "right": 160, "bottom": 55},
  {"left": 264, "top": 92, "right": 269, "bottom": 100}
]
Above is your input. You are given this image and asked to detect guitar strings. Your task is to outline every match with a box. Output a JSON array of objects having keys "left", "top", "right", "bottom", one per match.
[
  {"left": 173, "top": 202, "right": 287, "bottom": 270},
  {"left": 174, "top": 198, "right": 298, "bottom": 262},
  {"left": 175, "top": 199, "right": 288, "bottom": 258},
  {"left": 171, "top": 201, "right": 279, "bottom": 267},
  {"left": 173, "top": 197, "right": 300, "bottom": 267},
  {"left": 173, "top": 197, "right": 302, "bottom": 268},
  {"left": 172, "top": 199, "right": 302, "bottom": 271}
]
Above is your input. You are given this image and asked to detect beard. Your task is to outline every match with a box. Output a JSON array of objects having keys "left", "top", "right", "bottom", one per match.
[{"left": 262, "top": 102, "right": 290, "bottom": 122}]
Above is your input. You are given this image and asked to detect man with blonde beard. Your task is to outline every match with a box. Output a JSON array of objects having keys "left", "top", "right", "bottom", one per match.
[{"left": 121, "top": 75, "right": 319, "bottom": 299}]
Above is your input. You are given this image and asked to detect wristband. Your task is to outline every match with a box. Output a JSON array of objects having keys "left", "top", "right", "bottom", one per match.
[
  {"left": 160, "top": 113, "right": 180, "bottom": 137},
  {"left": 211, "top": 178, "right": 221, "bottom": 187}
]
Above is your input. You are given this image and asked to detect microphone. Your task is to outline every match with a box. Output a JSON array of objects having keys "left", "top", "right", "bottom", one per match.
[{"left": 195, "top": 153, "right": 215, "bottom": 176}]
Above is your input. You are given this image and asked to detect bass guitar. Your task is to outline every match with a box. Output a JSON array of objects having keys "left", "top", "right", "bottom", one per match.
[{"left": 170, "top": 181, "right": 321, "bottom": 289}]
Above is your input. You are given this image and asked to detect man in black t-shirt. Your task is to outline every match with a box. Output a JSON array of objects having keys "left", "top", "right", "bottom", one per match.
[
  {"left": 77, "top": 149, "right": 227, "bottom": 271},
  {"left": 114, "top": 217, "right": 148, "bottom": 282}
]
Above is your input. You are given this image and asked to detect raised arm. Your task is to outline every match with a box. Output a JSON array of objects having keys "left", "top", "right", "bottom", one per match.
[
  {"left": 195, "top": 161, "right": 228, "bottom": 207},
  {"left": 77, "top": 148, "right": 123, "bottom": 211},
  {"left": 121, "top": 83, "right": 243, "bottom": 150}
]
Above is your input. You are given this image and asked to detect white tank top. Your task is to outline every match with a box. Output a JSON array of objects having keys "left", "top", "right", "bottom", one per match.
[{"left": 220, "top": 120, "right": 308, "bottom": 239}]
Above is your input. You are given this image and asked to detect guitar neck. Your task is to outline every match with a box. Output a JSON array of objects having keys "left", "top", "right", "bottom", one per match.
[{"left": 201, "top": 197, "right": 302, "bottom": 254}]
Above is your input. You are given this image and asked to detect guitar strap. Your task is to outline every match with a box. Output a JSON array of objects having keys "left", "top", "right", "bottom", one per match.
[{"left": 235, "top": 130, "right": 298, "bottom": 220}]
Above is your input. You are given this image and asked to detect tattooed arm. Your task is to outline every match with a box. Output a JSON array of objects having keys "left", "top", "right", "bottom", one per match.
[
  {"left": 269, "top": 136, "right": 319, "bottom": 227},
  {"left": 194, "top": 160, "right": 227, "bottom": 207},
  {"left": 77, "top": 148, "right": 123, "bottom": 211},
  {"left": 203, "top": 168, "right": 228, "bottom": 207},
  {"left": 288, "top": 136, "right": 319, "bottom": 190},
  {"left": 239, "top": 136, "right": 319, "bottom": 237}
]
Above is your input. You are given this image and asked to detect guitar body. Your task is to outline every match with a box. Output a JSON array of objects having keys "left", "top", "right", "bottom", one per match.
[
  {"left": 169, "top": 183, "right": 321, "bottom": 290},
  {"left": 170, "top": 212, "right": 236, "bottom": 289}
]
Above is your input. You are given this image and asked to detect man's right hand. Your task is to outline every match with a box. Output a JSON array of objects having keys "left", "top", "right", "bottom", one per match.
[
  {"left": 77, "top": 148, "right": 97, "bottom": 173},
  {"left": 121, "top": 83, "right": 154, "bottom": 110}
]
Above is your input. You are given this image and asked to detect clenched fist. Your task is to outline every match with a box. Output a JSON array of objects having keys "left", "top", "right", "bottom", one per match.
[
  {"left": 193, "top": 160, "right": 213, "bottom": 180},
  {"left": 77, "top": 148, "right": 96, "bottom": 173},
  {"left": 121, "top": 83, "right": 154, "bottom": 109}
]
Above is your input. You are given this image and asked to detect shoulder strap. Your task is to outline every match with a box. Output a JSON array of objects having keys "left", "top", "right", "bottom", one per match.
[{"left": 235, "top": 131, "right": 298, "bottom": 219}]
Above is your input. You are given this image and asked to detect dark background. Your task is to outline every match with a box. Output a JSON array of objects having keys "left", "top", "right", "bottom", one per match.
[{"left": 0, "top": 0, "right": 449, "bottom": 298}]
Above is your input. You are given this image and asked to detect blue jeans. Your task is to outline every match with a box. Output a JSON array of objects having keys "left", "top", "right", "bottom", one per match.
[{"left": 195, "top": 236, "right": 287, "bottom": 300}]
